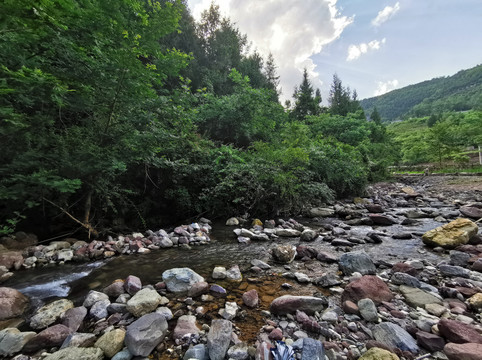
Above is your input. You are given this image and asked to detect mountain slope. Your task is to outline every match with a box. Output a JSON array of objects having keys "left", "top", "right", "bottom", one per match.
[{"left": 360, "top": 64, "right": 482, "bottom": 121}]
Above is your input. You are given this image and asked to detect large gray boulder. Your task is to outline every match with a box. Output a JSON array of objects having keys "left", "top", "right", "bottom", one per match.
[
  {"left": 339, "top": 251, "right": 376, "bottom": 275},
  {"left": 270, "top": 295, "right": 326, "bottom": 315},
  {"left": 30, "top": 299, "right": 74, "bottom": 329},
  {"left": 373, "top": 322, "right": 419, "bottom": 353},
  {"left": 162, "top": 268, "right": 204, "bottom": 293},
  {"left": 207, "top": 319, "right": 232, "bottom": 360},
  {"left": 125, "top": 313, "right": 168, "bottom": 357}
]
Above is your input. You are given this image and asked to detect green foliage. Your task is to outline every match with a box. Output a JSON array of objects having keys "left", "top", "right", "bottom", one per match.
[
  {"left": 290, "top": 68, "right": 322, "bottom": 121},
  {"left": 361, "top": 64, "right": 482, "bottom": 121}
]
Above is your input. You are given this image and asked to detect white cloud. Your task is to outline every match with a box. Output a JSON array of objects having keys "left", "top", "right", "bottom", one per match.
[
  {"left": 371, "top": 2, "right": 400, "bottom": 27},
  {"left": 346, "top": 38, "right": 386, "bottom": 61},
  {"left": 187, "top": 0, "right": 353, "bottom": 101},
  {"left": 374, "top": 79, "right": 399, "bottom": 96}
]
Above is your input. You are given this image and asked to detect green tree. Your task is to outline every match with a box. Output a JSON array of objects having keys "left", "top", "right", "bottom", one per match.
[
  {"left": 291, "top": 68, "right": 321, "bottom": 121},
  {"left": 328, "top": 73, "right": 351, "bottom": 116},
  {"left": 370, "top": 107, "right": 382, "bottom": 124}
]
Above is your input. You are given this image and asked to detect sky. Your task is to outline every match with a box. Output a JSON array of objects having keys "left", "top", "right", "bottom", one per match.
[{"left": 186, "top": 0, "right": 482, "bottom": 104}]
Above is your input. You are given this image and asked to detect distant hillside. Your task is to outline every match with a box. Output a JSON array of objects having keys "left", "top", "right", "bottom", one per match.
[{"left": 360, "top": 64, "right": 482, "bottom": 122}]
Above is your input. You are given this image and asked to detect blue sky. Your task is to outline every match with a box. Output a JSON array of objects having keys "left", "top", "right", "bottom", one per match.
[{"left": 187, "top": 0, "right": 482, "bottom": 103}]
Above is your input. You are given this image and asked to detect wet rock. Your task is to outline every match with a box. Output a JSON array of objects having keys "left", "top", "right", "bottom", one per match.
[
  {"left": 187, "top": 281, "right": 209, "bottom": 297},
  {"left": 342, "top": 276, "right": 393, "bottom": 305},
  {"left": 23, "top": 324, "right": 72, "bottom": 353},
  {"left": 444, "top": 342, "right": 482, "bottom": 360},
  {"left": 173, "top": 315, "right": 200, "bottom": 341},
  {"left": 0, "top": 287, "right": 29, "bottom": 320},
  {"left": 373, "top": 322, "right": 419, "bottom": 353},
  {"left": 126, "top": 288, "right": 162, "bottom": 317},
  {"left": 399, "top": 285, "right": 442, "bottom": 308},
  {"left": 369, "top": 214, "right": 397, "bottom": 225},
  {"left": 207, "top": 319, "right": 232, "bottom": 360},
  {"left": 125, "top": 313, "right": 168, "bottom": 357},
  {"left": 30, "top": 299, "right": 74, "bottom": 329},
  {"left": 210, "top": 284, "right": 227, "bottom": 298},
  {"left": 212, "top": 266, "right": 227, "bottom": 280},
  {"left": 61, "top": 306, "right": 87, "bottom": 332},
  {"left": 162, "top": 268, "right": 204, "bottom": 293},
  {"left": 358, "top": 298, "right": 378, "bottom": 322},
  {"left": 460, "top": 206, "right": 482, "bottom": 219},
  {"left": 416, "top": 331, "right": 445, "bottom": 352},
  {"left": 226, "top": 265, "right": 242, "bottom": 281},
  {"left": 251, "top": 259, "right": 271, "bottom": 269},
  {"left": 43, "top": 347, "right": 104, "bottom": 360},
  {"left": 272, "top": 245, "right": 296, "bottom": 264},
  {"left": 392, "top": 232, "right": 412, "bottom": 239},
  {"left": 94, "top": 328, "right": 125, "bottom": 358},
  {"left": 184, "top": 344, "right": 208, "bottom": 360},
  {"left": 242, "top": 289, "right": 258, "bottom": 308},
  {"left": 270, "top": 295, "right": 326, "bottom": 315},
  {"left": 83, "top": 290, "right": 109, "bottom": 308},
  {"left": 422, "top": 218, "right": 478, "bottom": 248},
  {"left": 339, "top": 251, "right": 376, "bottom": 275},
  {"left": 60, "top": 332, "right": 96, "bottom": 348},
  {"left": 391, "top": 272, "right": 421, "bottom": 288},
  {"left": 438, "top": 319, "right": 482, "bottom": 344},
  {"left": 358, "top": 347, "right": 399, "bottom": 360},
  {"left": 124, "top": 275, "right": 142, "bottom": 295},
  {"left": 0, "top": 328, "right": 36, "bottom": 357}
]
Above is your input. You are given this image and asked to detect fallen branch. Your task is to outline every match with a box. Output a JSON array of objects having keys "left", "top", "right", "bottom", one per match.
[{"left": 42, "top": 197, "right": 98, "bottom": 238}]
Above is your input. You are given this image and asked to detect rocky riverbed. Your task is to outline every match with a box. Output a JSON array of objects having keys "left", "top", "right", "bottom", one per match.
[{"left": 0, "top": 175, "right": 481, "bottom": 360}]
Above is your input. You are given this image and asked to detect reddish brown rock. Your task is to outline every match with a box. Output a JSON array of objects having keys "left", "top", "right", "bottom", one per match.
[
  {"left": 342, "top": 276, "right": 394, "bottom": 305},
  {"left": 444, "top": 342, "right": 482, "bottom": 360},
  {"left": 342, "top": 300, "right": 359, "bottom": 315},
  {"left": 472, "top": 259, "right": 482, "bottom": 272},
  {"left": 368, "top": 214, "right": 397, "bottom": 225},
  {"left": 439, "top": 319, "right": 482, "bottom": 344},
  {"left": 270, "top": 295, "right": 325, "bottom": 315},
  {"left": 61, "top": 306, "right": 87, "bottom": 332},
  {"left": 0, "top": 287, "right": 29, "bottom": 320},
  {"left": 124, "top": 275, "right": 142, "bottom": 295},
  {"left": 460, "top": 206, "right": 482, "bottom": 220},
  {"left": 316, "top": 251, "right": 338, "bottom": 263},
  {"left": 392, "top": 262, "right": 418, "bottom": 276},
  {"left": 365, "top": 204, "right": 384, "bottom": 213},
  {"left": 0, "top": 252, "right": 24, "bottom": 270},
  {"left": 416, "top": 331, "right": 445, "bottom": 352},
  {"left": 268, "top": 328, "right": 283, "bottom": 341},
  {"left": 103, "top": 280, "right": 125, "bottom": 297},
  {"left": 23, "top": 324, "right": 72, "bottom": 352},
  {"left": 187, "top": 281, "right": 209, "bottom": 297},
  {"left": 242, "top": 289, "right": 259, "bottom": 308}
]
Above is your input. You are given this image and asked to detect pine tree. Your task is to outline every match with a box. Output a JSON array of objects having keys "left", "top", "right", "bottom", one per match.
[
  {"left": 328, "top": 73, "right": 351, "bottom": 116},
  {"left": 291, "top": 68, "right": 321, "bottom": 120},
  {"left": 370, "top": 107, "right": 382, "bottom": 124}
]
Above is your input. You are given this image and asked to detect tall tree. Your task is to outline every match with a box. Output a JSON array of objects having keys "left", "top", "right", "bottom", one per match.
[
  {"left": 370, "top": 107, "right": 382, "bottom": 124},
  {"left": 291, "top": 68, "right": 321, "bottom": 121},
  {"left": 328, "top": 73, "right": 351, "bottom": 116}
]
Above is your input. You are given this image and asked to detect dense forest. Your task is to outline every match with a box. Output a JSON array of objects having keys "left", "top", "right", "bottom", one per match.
[
  {"left": 0, "top": 0, "right": 395, "bottom": 238},
  {"left": 361, "top": 64, "right": 482, "bottom": 122}
]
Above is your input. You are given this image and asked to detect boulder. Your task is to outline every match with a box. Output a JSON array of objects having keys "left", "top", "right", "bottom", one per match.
[
  {"left": 226, "top": 265, "right": 242, "bottom": 281},
  {"left": 94, "top": 328, "right": 125, "bottom": 358},
  {"left": 43, "top": 347, "right": 104, "bottom": 360},
  {"left": 219, "top": 302, "right": 238, "bottom": 320},
  {"left": 339, "top": 251, "right": 376, "bottom": 275},
  {"left": 422, "top": 218, "right": 478, "bottom": 248},
  {"left": 0, "top": 287, "right": 29, "bottom": 320},
  {"left": 308, "top": 207, "right": 335, "bottom": 217},
  {"left": 0, "top": 251, "right": 24, "bottom": 270},
  {"left": 227, "top": 342, "right": 250, "bottom": 360},
  {"left": 0, "top": 328, "right": 36, "bottom": 357},
  {"left": 83, "top": 290, "right": 109, "bottom": 308},
  {"left": 187, "top": 281, "right": 209, "bottom": 297},
  {"left": 272, "top": 245, "right": 296, "bottom": 264},
  {"left": 212, "top": 266, "right": 227, "bottom": 280},
  {"left": 342, "top": 276, "right": 393, "bottom": 305},
  {"left": 162, "top": 268, "right": 204, "bottom": 293},
  {"left": 391, "top": 272, "right": 421, "bottom": 288},
  {"left": 126, "top": 288, "right": 161, "bottom": 317},
  {"left": 184, "top": 344, "right": 208, "bottom": 360},
  {"left": 359, "top": 347, "right": 399, "bottom": 360},
  {"left": 460, "top": 206, "right": 482, "bottom": 219},
  {"left": 467, "top": 293, "right": 482, "bottom": 309},
  {"left": 270, "top": 295, "right": 326, "bottom": 315},
  {"left": 368, "top": 214, "right": 397, "bottom": 225},
  {"left": 207, "top": 319, "right": 232, "bottom": 360},
  {"left": 103, "top": 281, "right": 125, "bottom": 298},
  {"left": 300, "top": 229, "right": 317, "bottom": 242},
  {"left": 358, "top": 298, "right": 378, "bottom": 322},
  {"left": 399, "top": 286, "right": 442, "bottom": 308},
  {"left": 61, "top": 306, "right": 87, "bottom": 332},
  {"left": 373, "top": 322, "right": 419, "bottom": 353},
  {"left": 125, "top": 313, "right": 168, "bottom": 357},
  {"left": 30, "top": 299, "right": 74, "bottom": 329},
  {"left": 23, "top": 324, "right": 72, "bottom": 353},
  {"left": 444, "top": 342, "right": 482, "bottom": 360},
  {"left": 438, "top": 319, "right": 482, "bottom": 344},
  {"left": 416, "top": 331, "right": 445, "bottom": 352},
  {"left": 90, "top": 299, "right": 110, "bottom": 320},
  {"left": 173, "top": 315, "right": 199, "bottom": 341},
  {"left": 124, "top": 275, "right": 142, "bottom": 295}
]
